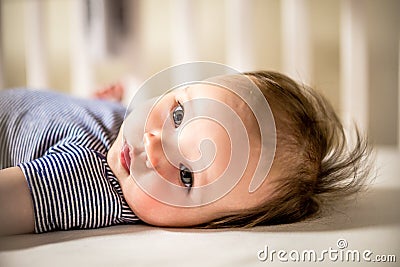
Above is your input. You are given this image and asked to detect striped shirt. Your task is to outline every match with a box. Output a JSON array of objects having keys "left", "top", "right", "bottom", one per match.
[{"left": 0, "top": 89, "right": 139, "bottom": 233}]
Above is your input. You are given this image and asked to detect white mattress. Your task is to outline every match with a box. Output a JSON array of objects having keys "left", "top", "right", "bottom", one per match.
[{"left": 1, "top": 147, "right": 399, "bottom": 267}]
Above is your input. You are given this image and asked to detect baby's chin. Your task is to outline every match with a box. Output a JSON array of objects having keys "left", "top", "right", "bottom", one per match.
[
  {"left": 125, "top": 190, "right": 173, "bottom": 226},
  {"left": 120, "top": 178, "right": 158, "bottom": 221}
]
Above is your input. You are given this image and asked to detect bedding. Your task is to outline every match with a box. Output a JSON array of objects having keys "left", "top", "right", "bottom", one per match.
[{"left": 0, "top": 147, "right": 399, "bottom": 267}]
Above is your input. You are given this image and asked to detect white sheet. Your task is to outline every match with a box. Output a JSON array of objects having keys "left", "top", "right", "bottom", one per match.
[{"left": 1, "top": 147, "right": 399, "bottom": 267}]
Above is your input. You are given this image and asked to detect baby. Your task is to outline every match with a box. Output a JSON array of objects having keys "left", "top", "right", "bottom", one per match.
[{"left": 0, "top": 69, "right": 371, "bottom": 235}]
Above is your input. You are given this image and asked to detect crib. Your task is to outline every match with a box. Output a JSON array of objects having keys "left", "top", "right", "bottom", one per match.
[{"left": 0, "top": 1, "right": 399, "bottom": 266}]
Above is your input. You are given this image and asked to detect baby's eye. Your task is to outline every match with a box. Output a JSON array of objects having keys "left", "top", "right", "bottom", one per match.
[
  {"left": 172, "top": 101, "right": 184, "bottom": 128},
  {"left": 179, "top": 163, "right": 193, "bottom": 189}
]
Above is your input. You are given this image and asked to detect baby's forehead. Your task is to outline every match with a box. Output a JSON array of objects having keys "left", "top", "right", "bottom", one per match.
[{"left": 183, "top": 83, "right": 261, "bottom": 137}]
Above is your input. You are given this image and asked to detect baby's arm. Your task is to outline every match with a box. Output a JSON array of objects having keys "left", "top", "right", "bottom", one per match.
[{"left": 0, "top": 167, "right": 34, "bottom": 235}]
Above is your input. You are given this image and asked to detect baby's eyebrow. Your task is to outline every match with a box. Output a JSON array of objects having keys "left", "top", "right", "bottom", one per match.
[{"left": 176, "top": 86, "right": 191, "bottom": 103}]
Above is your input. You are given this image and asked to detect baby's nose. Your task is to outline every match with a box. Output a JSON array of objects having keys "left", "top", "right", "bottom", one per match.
[{"left": 143, "top": 131, "right": 161, "bottom": 168}]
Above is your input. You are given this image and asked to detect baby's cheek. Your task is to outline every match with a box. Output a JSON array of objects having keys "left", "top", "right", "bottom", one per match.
[
  {"left": 127, "top": 183, "right": 224, "bottom": 226},
  {"left": 154, "top": 160, "right": 181, "bottom": 186}
]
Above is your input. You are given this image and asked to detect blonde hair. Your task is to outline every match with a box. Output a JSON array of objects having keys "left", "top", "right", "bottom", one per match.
[{"left": 200, "top": 71, "right": 373, "bottom": 228}]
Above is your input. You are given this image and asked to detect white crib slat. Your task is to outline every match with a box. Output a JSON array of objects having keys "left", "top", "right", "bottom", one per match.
[
  {"left": 170, "top": 0, "right": 197, "bottom": 65},
  {"left": 281, "top": 0, "right": 312, "bottom": 85},
  {"left": 25, "top": 0, "right": 48, "bottom": 89},
  {"left": 70, "top": 0, "right": 94, "bottom": 97},
  {"left": 340, "top": 0, "right": 368, "bottom": 133},
  {"left": 225, "top": 0, "right": 254, "bottom": 71}
]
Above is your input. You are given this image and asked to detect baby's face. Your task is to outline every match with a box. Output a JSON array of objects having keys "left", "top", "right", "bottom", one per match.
[{"left": 108, "top": 83, "right": 274, "bottom": 227}]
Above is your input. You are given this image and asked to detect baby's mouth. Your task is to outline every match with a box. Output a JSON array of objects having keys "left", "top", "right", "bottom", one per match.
[
  {"left": 120, "top": 143, "right": 131, "bottom": 174},
  {"left": 121, "top": 142, "right": 152, "bottom": 175}
]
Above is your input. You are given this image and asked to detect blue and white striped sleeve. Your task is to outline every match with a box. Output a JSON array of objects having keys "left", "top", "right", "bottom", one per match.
[{"left": 18, "top": 143, "right": 139, "bottom": 233}]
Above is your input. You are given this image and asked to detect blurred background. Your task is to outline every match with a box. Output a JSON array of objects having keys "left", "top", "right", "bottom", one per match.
[{"left": 0, "top": 0, "right": 399, "bottom": 148}]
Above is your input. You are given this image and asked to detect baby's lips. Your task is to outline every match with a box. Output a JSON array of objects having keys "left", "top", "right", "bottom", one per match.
[
  {"left": 124, "top": 142, "right": 153, "bottom": 173},
  {"left": 120, "top": 143, "right": 131, "bottom": 174}
]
